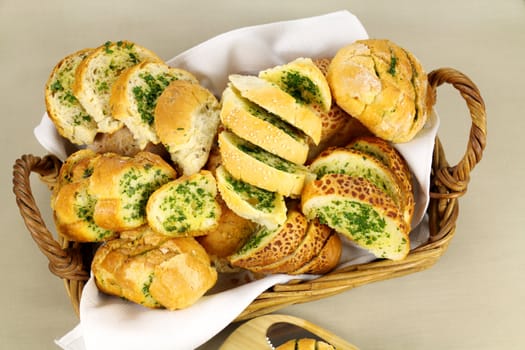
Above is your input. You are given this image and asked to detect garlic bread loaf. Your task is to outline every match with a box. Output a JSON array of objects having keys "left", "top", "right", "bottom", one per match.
[
  {"left": 154, "top": 79, "right": 221, "bottom": 176},
  {"left": 218, "top": 130, "right": 314, "bottom": 197},
  {"left": 301, "top": 174, "right": 410, "bottom": 260},
  {"left": 216, "top": 165, "right": 287, "bottom": 230},
  {"left": 73, "top": 40, "right": 163, "bottom": 133},
  {"left": 45, "top": 48, "right": 98, "bottom": 145},
  {"left": 220, "top": 85, "right": 309, "bottom": 165},
  {"left": 110, "top": 61, "right": 198, "bottom": 149},
  {"left": 146, "top": 170, "right": 221, "bottom": 236},
  {"left": 291, "top": 232, "right": 342, "bottom": 275}
]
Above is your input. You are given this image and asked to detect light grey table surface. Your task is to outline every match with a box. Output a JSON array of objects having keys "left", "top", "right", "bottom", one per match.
[{"left": 1, "top": 0, "right": 524, "bottom": 349}]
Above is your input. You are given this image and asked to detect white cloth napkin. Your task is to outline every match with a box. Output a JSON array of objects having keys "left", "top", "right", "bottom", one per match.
[{"left": 46, "top": 10, "right": 440, "bottom": 350}]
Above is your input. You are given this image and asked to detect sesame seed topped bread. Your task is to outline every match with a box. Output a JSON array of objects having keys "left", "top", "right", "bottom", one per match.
[
  {"left": 229, "top": 209, "right": 308, "bottom": 269},
  {"left": 327, "top": 39, "right": 430, "bottom": 143},
  {"left": 216, "top": 165, "right": 287, "bottom": 230},
  {"left": 146, "top": 170, "right": 222, "bottom": 237},
  {"left": 110, "top": 61, "right": 198, "bottom": 149},
  {"left": 218, "top": 130, "right": 314, "bottom": 197},
  {"left": 228, "top": 74, "right": 323, "bottom": 144},
  {"left": 154, "top": 79, "right": 221, "bottom": 176},
  {"left": 301, "top": 173, "right": 410, "bottom": 261},
  {"left": 73, "top": 40, "right": 163, "bottom": 133},
  {"left": 91, "top": 225, "right": 217, "bottom": 310},
  {"left": 88, "top": 151, "right": 177, "bottom": 231},
  {"left": 259, "top": 57, "right": 332, "bottom": 113},
  {"left": 45, "top": 48, "right": 98, "bottom": 145},
  {"left": 220, "top": 85, "right": 309, "bottom": 165}
]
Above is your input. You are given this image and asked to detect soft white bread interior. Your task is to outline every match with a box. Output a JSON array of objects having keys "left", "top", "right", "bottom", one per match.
[
  {"left": 220, "top": 85, "right": 309, "bottom": 165},
  {"left": 45, "top": 48, "right": 98, "bottom": 145},
  {"left": 215, "top": 165, "right": 287, "bottom": 230},
  {"left": 218, "top": 130, "right": 314, "bottom": 197},
  {"left": 154, "top": 79, "right": 220, "bottom": 176},
  {"left": 228, "top": 74, "right": 322, "bottom": 144},
  {"left": 146, "top": 170, "right": 222, "bottom": 237},
  {"left": 73, "top": 40, "right": 163, "bottom": 133},
  {"left": 301, "top": 173, "right": 410, "bottom": 260},
  {"left": 110, "top": 61, "right": 198, "bottom": 149}
]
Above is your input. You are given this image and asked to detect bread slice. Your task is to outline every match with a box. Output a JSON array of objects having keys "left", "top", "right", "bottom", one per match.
[
  {"left": 220, "top": 85, "right": 309, "bottom": 164},
  {"left": 146, "top": 170, "right": 222, "bottom": 237},
  {"left": 45, "top": 48, "right": 98, "bottom": 145},
  {"left": 301, "top": 174, "right": 410, "bottom": 260},
  {"left": 154, "top": 79, "right": 220, "bottom": 176},
  {"left": 347, "top": 135, "right": 414, "bottom": 226},
  {"left": 89, "top": 152, "right": 177, "bottom": 231},
  {"left": 216, "top": 165, "right": 287, "bottom": 230},
  {"left": 52, "top": 149, "right": 98, "bottom": 203},
  {"left": 229, "top": 209, "right": 308, "bottom": 269},
  {"left": 218, "top": 130, "right": 314, "bottom": 197},
  {"left": 292, "top": 232, "right": 342, "bottom": 274},
  {"left": 251, "top": 219, "right": 332, "bottom": 274},
  {"left": 259, "top": 57, "right": 331, "bottom": 112},
  {"left": 228, "top": 74, "right": 322, "bottom": 144},
  {"left": 308, "top": 147, "right": 405, "bottom": 220},
  {"left": 110, "top": 61, "right": 198, "bottom": 149},
  {"left": 73, "top": 40, "right": 163, "bottom": 133}
]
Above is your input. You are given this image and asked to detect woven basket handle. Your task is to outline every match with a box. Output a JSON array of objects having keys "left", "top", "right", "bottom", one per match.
[
  {"left": 12, "top": 154, "right": 89, "bottom": 281},
  {"left": 428, "top": 67, "right": 487, "bottom": 197}
]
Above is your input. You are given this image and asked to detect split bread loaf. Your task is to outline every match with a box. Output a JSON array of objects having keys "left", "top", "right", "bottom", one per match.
[
  {"left": 45, "top": 48, "right": 98, "bottom": 145},
  {"left": 110, "top": 61, "right": 198, "bottom": 149},
  {"left": 154, "top": 79, "right": 221, "bottom": 176},
  {"left": 91, "top": 225, "right": 217, "bottom": 310},
  {"left": 73, "top": 40, "right": 163, "bottom": 133},
  {"left": 301, "top": 174, "right": 410, "bottom": 261},
  {"left": 327, "top": 39, "right": 430, "bottom": 143}
]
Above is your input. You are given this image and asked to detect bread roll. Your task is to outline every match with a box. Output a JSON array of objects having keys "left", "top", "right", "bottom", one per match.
[
  {"left": 45, "top": 48, "right": 98, "bottom": 145},
  {"left": 73, "top": 40, "right": 163, "bottom": 133},
  {"left": 110, "top": 61, "right": 198, "bottom": 149},
  {"left": 301, "top": 174, "right": 410, "bottom": 260},
  {"left": 327, "top": 39, "right": 430, "bottom": 143},
  {"left": 154, "top": 79, "right": 220, "bottom": 176}
]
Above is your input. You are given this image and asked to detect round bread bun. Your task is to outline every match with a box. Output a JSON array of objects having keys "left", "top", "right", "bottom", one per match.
[{"left": 327, "top": 39, "right": 430, "bottom": 143}]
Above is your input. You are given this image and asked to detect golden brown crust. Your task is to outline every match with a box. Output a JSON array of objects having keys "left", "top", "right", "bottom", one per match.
[{"left": 292, "top": 232, "right": 342, "bottom": 275}]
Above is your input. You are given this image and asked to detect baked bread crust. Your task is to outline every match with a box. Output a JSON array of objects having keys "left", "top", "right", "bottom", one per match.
[
  {"left": 292, "top": 232, "right": 342, "bottom": 275},
  {"left": 327, "top": 39, "right": 430, "bottom": 143}
]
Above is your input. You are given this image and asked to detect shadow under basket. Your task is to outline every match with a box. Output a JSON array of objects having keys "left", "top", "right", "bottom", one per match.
[{"left": 12, "top": 67, "right": 487, "bottom": 321}]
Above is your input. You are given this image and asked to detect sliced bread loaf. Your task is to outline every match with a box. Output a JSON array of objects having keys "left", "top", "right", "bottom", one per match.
[
  {"left": 110, "top": 61, "right": 198, "bottom": 149},
  {"left": 73, "top": 40, "right": 163, "bottom": 133},
  {"left": 291, "top": 232, "right": 342, "bottom": 275},
  {"left": 45, "top": 48, "right": 98, "bottom": 145},
  {"left": 215, "top": 165, "right": 287, "bottom": 230},
  {"left": 218, "top": 130, "right": 314, "bottom": 197},
  {"left": 220, "top": 85, "right": 309, "bottom": 165},
  {"left": 146, "top": 170, "right": 222, "bottom": 236},
  {"left": 301, "top": 174, "right": 410, "bottom": 260},
  {"left": 154, "top": 79, "right": 220, "bottom": 176}
]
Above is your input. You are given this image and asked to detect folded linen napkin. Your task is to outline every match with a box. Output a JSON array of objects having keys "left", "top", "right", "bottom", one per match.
[{"left": 45, "top": 10, "right": 439, "bottom": 350}]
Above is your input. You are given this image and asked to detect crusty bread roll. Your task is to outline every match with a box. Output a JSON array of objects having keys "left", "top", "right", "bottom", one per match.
[
  {"left": 110, "top": 61, "right": 198, "bottom": 149},
  {"left": 89, "top": 152, "right": 177, "bottom": 231},
  {"left": 146, "top": 170, "right": 222, "bottom": 236},
  {"left": 229, "top": 209, "right": 308, "bottom": 269},
  {"left": 220, "top": 85, "right": 309, "bottom": 165},
  {"left": 154, "top": 79, "right": 220, "bottom": 176},
  {"left": 218, "top": 130, "right": 314, "bottom": 197},
  {"left": 216, "top": 165, "right": 287, "bottom": 230},
  {"left": 228, "top": 74, "right": 322, "bottom": 144},
  {"left": 73, "top": 40, "right": 163, "bottom": 133},
  {"left": 91, "top": 225, "right": 217, "bottom": 310},
  {"left": 259, "top": 57, "right": 332, "bottom": 112},
  {"left": 301, "top": 174, "right": 410, "bottom": 261},
  {"left": 347, "top": 135, "right": 414, "bottom": 226},
  {"left": 327, "top": 39, "right": 430, "bottom": 143},
  {"left": 45, "top": 48, "right": 98, "bottom": 145}
]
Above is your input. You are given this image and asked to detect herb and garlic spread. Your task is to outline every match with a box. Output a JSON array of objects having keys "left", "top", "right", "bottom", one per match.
[{"left": 222, "top": 169, "right": 277, "bottom": 213}]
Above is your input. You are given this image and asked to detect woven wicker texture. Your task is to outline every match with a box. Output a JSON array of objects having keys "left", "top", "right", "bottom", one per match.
[{"left": 12, "top": 67, "right": 486, "bottom": 320}]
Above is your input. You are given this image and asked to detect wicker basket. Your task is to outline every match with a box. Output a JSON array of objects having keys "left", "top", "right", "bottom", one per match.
[{"left": 12, "top": 67, "right": 486, "bottom": 321}]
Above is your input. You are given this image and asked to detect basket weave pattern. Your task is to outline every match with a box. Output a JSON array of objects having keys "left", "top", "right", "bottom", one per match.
[{"left": 12, "top": 67, "right": 486, "bottom": 320}]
